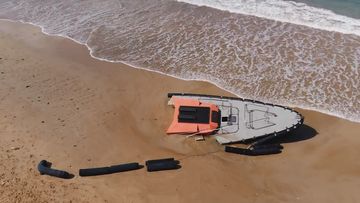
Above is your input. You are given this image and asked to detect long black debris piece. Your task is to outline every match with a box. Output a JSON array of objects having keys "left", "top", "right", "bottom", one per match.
[
  {"left": 252, "top": 144, "right": 284, "bottom": 150},
  {"left": 225, "top": 145, "right": 282, "bottom": 156},
  {"left": 38, "top": 160, "right": 72, "bottom": 179},
  {"left": 79, "top": 162, "right": 141, "bottom": 177},
  {"left": 145, "top": 158, "right": 175, "bottom": 166},
  {"left": 145, "top": 158, "right": 181, "bottom": 172}
]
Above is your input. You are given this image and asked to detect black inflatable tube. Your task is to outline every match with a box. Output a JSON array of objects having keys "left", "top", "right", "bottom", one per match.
[
  {"left": 225, "top": 146, "right": 281, "bottom": 156},
  {"left": 38, "top": 160, "right": 71, "bottom": 179},
  {"left": 251, "top": 134, "right": 278, "bottom": 147},
  {"left": 79, "top": 162, "right": 141, "bottom": 177},
  {"left": 250, "top": 147, "right": 282, "bottom": 155},
  {"left": 225, "top": 146, "right": 253, "bottom": 155},
  {"left": 147, "top": 160, "right": 180, "bottom": 172},
  {"left": 252, "top": 144, "right": 284, "bottom": 150},
  {"left": 145, "top": 158, "right": 175, "bottom": 166},
  {"left": 108, "top": 163, "right": 141, "bottom": 173},
  {"left": 79, "top": 167, "right": 108, "bottom": 177}
]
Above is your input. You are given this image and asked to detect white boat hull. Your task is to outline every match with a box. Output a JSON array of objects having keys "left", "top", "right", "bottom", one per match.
[{"left": 168, "top": 93, "right": 304, "bottom": 144}]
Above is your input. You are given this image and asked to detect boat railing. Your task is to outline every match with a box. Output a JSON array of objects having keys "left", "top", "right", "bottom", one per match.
[{"left": 244, "top": 103, "right": 276, "bottom": 130}]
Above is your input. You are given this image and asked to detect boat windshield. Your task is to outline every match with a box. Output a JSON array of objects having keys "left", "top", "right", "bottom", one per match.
[{"left": 211, "top": 110, "right": 221, "bottom": 127}]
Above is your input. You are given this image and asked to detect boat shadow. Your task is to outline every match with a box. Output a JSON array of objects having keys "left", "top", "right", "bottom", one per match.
[{"left": 269, "top": 124, "right": 318, "bottom": 144}]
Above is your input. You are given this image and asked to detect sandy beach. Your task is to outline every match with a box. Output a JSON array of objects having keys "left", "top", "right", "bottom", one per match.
[{"left": 1, "top": 21, "right": 360, "bottom": 203}]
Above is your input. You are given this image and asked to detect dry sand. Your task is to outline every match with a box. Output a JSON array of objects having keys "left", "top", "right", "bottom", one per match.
[{"left": 0, "top": 21, "right": 359, "bottom": 203}]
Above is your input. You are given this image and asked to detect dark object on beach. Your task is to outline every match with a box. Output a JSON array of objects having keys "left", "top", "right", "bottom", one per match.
[
  {"left": 225, "top": 145, "right": 282, "bottom": 156},
  {"left": 250, "top": 133, "right": 280, "bottom": 147},
  {"left": 252, "top": 144, "right": 284, "bottom": 150},
  {"left": 225, "top": 146, "right": 253, "bottom": 155},
  {"left": 37, "top": 160, "right": 72, "bottom": 179},
  {"left": 145, "top": 158, "right": 175, "bottom": 166},
  {"left": 146, "top": 158, "right": 181, "bottom": 172},
  {"left": 223, "top": 132, "right": 284, "bottom": 156},
  {"left": 79, "top": 162, "right": 141, "bottom": 177}
]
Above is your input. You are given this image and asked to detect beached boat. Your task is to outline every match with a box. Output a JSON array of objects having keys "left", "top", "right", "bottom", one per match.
[{"left": 167, "top": 93, "right": 304, "bottom": 145}]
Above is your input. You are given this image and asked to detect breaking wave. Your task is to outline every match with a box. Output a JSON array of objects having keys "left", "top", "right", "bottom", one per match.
[{"left": 177, "top": 0, "right": 360, "bottom": 36}]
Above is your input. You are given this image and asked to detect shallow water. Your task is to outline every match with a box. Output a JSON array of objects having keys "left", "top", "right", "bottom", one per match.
[{"left": 0, "top": 0, "right": 359, "bottom": 122}]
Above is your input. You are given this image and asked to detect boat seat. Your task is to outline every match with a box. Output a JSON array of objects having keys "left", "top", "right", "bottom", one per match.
[
  {"left": 179, "top": 106, "right": 197, "bottom": 113},
  {"left": 178, "top": 114, "right": 196, "bottom": 121},
  {"left": 178, "top": 106, "right": 210, "bottom": 124}
]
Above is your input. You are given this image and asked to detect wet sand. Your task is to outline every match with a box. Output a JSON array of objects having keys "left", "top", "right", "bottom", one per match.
[{"left": 0, "top": 21, "right": 360, "bottom": 203}]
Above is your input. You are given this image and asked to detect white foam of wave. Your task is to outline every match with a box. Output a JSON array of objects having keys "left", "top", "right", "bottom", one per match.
[{"left": 176, "top": 0, "right": 360, "bottom": 36}]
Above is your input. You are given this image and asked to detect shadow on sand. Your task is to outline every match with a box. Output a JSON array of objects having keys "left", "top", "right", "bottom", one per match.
[{"left": 269, "top": 124, "right": 318, "bottom": 144}]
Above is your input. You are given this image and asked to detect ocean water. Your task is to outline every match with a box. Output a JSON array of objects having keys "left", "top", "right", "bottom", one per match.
[
  {"left": 0, "top": 0, "right": 359, "bottom": 122},
  {"left": 289, "top": 0, "right": 360, "bottom": 19}
]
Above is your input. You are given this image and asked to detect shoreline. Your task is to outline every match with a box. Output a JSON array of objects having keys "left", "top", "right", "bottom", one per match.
[
  {"left": 0, "top": 18, "right": 358, "bottom": 124},
  {"left": 1, "top": 20, "right": 360, "bottom": 203}
]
